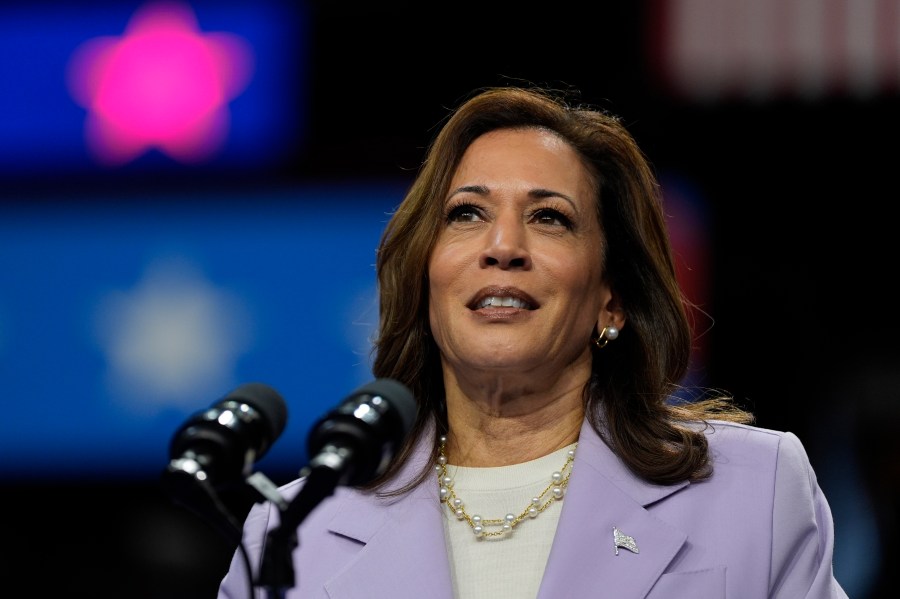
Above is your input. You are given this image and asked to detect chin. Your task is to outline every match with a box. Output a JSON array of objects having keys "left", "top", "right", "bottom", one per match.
[{"left": 460, "top": 350, "right": 547, "bottom": 373}]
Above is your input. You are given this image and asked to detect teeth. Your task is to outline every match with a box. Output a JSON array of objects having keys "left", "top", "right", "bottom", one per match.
[{"left": 478, "top": 296, "right": 529, "bottom": 309}]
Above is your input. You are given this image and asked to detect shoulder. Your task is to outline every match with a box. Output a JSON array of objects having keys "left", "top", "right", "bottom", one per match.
[
  {"left": 699, "top": 420, "right": 809, "bottom": 465},
  {"left": 694, "top": 421, "right": 829, "bottom": 526},
  {"left": 700, "top": 419, "right": 787, "bottom": 446},
  {"left": 694, "top": 424, "right": 847, "bottom": 597},
  {"left": 691, "top": 421, "right": 819, "bottom": 495}
]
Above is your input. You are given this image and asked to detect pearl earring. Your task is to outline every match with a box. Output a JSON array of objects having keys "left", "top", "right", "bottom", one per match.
[{"left": 592, "top": 325, "right": 619, "bottom": 349}]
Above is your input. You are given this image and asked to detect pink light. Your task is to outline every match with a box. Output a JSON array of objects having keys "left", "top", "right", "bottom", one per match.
[{"left": 67, "top": 1, "right": 254, "bottom": 166}]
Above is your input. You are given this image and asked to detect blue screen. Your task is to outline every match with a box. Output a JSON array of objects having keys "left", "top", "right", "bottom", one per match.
[{"left": 0, "top": 182, "right": 411, "bottom": 481}]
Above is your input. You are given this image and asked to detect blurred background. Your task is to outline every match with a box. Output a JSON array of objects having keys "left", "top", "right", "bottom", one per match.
[{"left": 1, "top": 0, "right": 896, "bottom": 596}]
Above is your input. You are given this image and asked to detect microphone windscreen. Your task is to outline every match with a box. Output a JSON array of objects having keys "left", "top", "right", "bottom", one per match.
[
  {"left": 352, "top": 378, "right": 416, "bottom": 433},
  {"left": 223, "top": 382, "right": 288, "bottom": 442}
]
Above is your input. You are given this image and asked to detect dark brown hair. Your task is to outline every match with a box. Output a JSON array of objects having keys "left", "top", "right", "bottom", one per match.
[{"left": 369, "top": 85, "right": 752, "bottom": 491}]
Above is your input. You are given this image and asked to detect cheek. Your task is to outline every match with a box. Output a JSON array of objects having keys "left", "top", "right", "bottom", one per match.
[
  {"left": 547, "top": 251, "right": 603, "bottom": 292},
  {"left": 427, "top": 239, "right": 451, "bottom": 283},
  {"left": 427, "top": 286, "right": 453, "bottom": 352},
  {"left": 427, "top": 257, "right": 448, "bottom": 307},
  {"left": 429, "top": 241, "right": 471, "bottom": 291},
  {"left": 426, "top": 257, "right": 451, "bottom": 329},
  {"left": 547, "top": 254, "right": 608, "bottom": 319}
]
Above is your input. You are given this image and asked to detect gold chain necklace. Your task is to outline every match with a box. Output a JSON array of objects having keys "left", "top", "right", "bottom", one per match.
[{"left": 436, "top": 435, "right": 576, "bottom": 539}]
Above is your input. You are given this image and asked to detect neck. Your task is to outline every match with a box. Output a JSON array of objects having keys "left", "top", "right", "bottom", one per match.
[{"left": 442, "top": 369, "right": 586, "bottom": 467}]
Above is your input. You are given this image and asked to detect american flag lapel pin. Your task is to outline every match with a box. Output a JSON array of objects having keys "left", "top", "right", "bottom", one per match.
[{"left": 613, "top": 526, "right": 639, "bottom": 555}]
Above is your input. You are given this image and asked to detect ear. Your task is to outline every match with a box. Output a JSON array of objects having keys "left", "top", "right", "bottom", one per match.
[{"left": 596, "top": 290, "right": 626, "bottom": 335}]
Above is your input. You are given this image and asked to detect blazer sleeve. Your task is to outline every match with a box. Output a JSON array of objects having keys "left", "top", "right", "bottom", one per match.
[{"left": 769, "top": 431, "right": 849, "bottom": 599}]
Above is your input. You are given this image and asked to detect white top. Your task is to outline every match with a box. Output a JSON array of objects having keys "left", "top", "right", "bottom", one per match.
[{"left": 441, "top": 443, "right": 577, "bottom": 599}]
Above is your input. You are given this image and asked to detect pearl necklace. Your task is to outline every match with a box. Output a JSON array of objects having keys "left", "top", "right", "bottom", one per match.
[{"left": 436, "top": 435, "right": 576, "bottom": 539}]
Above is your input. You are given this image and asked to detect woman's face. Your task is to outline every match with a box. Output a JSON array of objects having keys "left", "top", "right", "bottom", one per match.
[{"left": 427, "top": 127, "right": 616, "bottom": 378}]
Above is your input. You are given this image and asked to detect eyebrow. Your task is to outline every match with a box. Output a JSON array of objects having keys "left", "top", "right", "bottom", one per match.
[
  {"left": 446, "top": 185, "right": 578, "bottom": 210},
  {"left": 446, "top": 184, "right": 488, "bottom": 199}
]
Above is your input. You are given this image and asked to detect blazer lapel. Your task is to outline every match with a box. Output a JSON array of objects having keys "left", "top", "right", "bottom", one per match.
[
  {"left": 537, "top": 420, "right": 690, "bottom": 599},
  {"left": 315, "top": 418, "right": 691, "bottom": 599},
  {"left": 322, "top": 428, "right": 455, "bottom": 599}
]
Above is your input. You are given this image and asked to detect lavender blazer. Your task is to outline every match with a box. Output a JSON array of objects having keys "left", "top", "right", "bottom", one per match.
[{"left": 218, "top": 418, "right": 848, "bottom": 598}]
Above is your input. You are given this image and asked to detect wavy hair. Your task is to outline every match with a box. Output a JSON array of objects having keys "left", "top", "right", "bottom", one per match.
[{"left": 368, "top": 85, "right": 752, "bottom": 492}]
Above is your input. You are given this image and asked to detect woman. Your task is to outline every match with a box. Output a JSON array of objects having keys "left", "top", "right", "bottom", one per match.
[{"left": 218, "top": 86, "right": 847, "bottom": 598}]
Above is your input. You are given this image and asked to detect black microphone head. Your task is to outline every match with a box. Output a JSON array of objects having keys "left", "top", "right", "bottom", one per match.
[
  {"left": 167, "top": 382, "right": 287, "bottom": 487},
  {"left": 223, "top": 382, "right": 289, "bottom": 445},
  {"left": 349, "top": 378, "right": 417, "bottom": 433},
  {"left": 306, "top": 377, "right": 416, "bottom": 486}
]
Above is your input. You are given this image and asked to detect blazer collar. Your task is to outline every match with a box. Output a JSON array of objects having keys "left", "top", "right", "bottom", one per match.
[{"left": 322, "top": 418, "right": 690, "bottom": 599}]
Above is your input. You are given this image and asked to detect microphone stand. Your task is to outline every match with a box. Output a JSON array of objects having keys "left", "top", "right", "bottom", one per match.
[{"left": 255, "top": 444, "right": 354, "bottom": 598}]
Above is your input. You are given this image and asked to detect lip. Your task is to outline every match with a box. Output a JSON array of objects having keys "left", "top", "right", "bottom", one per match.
[{"left": 466, "top": 286, "right": 539, "bottom": 311}]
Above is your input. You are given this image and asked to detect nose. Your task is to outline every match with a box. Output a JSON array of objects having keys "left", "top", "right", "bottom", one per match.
[{"left": 479, "top": 212, "right": 532, "bottom": 270}]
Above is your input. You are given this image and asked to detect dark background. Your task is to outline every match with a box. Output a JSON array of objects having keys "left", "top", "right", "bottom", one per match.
[{"left": 3, "top": 1, "right": 897, "bottom": 596}]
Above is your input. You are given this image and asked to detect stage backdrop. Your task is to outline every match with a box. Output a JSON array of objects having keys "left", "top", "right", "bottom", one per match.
[{"left": 0, "top": 184, "right": 409, "bottom": 483}]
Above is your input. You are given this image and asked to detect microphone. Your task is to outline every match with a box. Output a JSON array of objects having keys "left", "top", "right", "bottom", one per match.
[
  {"left": 165, "top": 382, "right": 288, "bottom": 488},
  {"left": 257, "top": 378, "right": 416, "bottom": 593},
  {"left": 304, "top": 377, "right": 416, "bottom": 487}
]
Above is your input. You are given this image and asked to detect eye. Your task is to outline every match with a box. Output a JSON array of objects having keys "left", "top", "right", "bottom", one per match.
[
  {"left": 531, "top": 208, "right": 572, "bottom": 228},
  {"left": 446, "top": 203, "right": 484, "bottom": 223}
]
